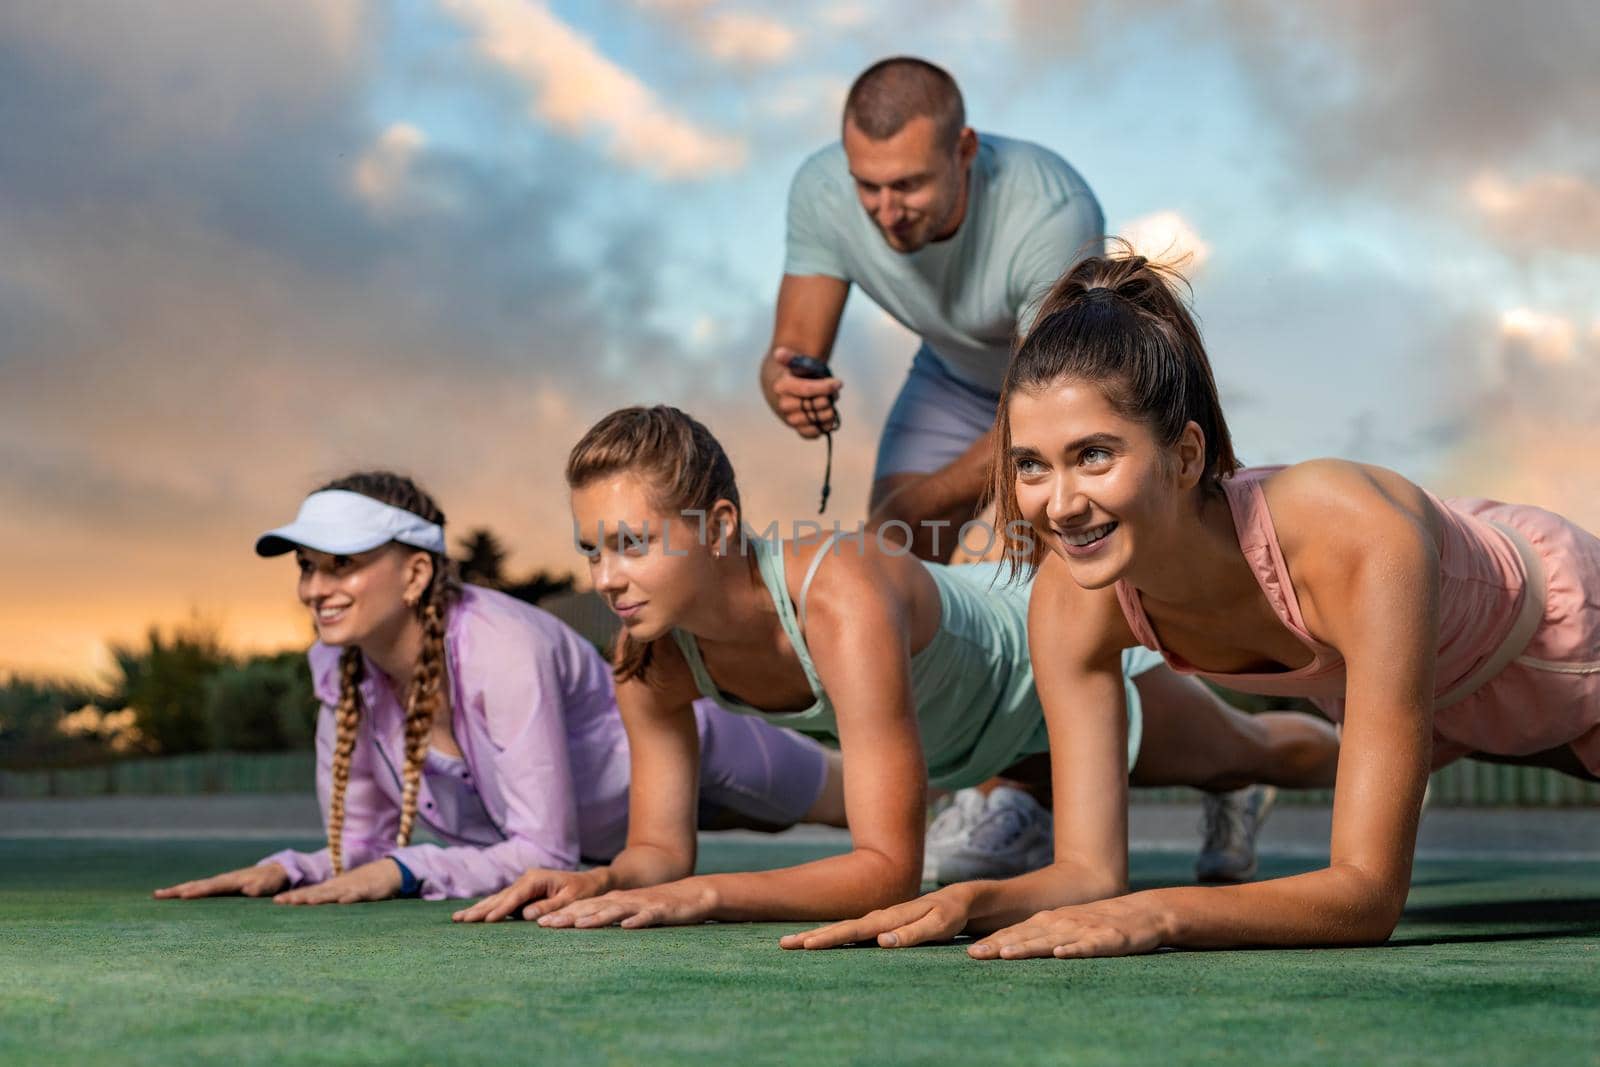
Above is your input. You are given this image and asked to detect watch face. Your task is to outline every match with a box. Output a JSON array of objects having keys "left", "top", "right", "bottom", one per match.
[{"left": 789, "top": 355, "right": 830, "bottom": 379}]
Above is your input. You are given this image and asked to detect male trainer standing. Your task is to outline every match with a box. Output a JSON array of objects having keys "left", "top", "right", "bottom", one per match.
[{"left": 759, "top": 56, "right": 1103, "bottom": 561}]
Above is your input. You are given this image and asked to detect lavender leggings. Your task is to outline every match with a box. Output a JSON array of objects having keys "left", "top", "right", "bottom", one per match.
[{"left": 694, "top": 699, "right": 830, "bottom": 828}]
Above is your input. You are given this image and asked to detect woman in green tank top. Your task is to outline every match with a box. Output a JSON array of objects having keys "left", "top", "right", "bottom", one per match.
[{"left": 467, "top": 406, "right": 1338, "bottom": 933}]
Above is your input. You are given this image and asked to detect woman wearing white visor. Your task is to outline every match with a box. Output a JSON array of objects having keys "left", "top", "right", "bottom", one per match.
[{"left": 154, "top": 471, "right": 842, "bottom": 906}]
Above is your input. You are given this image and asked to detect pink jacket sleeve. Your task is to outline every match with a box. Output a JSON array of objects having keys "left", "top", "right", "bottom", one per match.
[
  {"left": 387, "top": 620, "right": 584, "bottom": 900},
  {"left": 260, "top": 650, "right": 400, "bottom": 885}
]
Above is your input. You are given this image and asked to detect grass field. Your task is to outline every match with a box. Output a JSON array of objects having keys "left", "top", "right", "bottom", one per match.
[{"left": 2, "top": 837, "right": 1596, "bottom": 1066}]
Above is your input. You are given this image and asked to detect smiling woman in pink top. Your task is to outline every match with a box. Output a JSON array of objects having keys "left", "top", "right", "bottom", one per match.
[
  {"left": 153, "top": 470, "right": 841, "bottom": 905},
  {"left": 791, "top": 250, "right": 1599, "bottom": 958}
]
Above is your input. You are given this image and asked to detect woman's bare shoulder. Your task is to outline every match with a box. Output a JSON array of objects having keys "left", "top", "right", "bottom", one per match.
[
  {"left": 786, "top": 533, "right": 918, "bottom": 618},
  {"left": 1259, "top": 460, "right": 1435, "bottom": 554},
  {"left": 1257, "top": 461, "right": 1440, "bottom": 636}
]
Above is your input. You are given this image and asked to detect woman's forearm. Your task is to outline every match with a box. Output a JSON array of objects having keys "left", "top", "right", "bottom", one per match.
[
  {"left": 695, "top": 848, "right": 921, "bottom": 923},
  {"left": 605, "top": 843, "right": 696, "bottom": 892},
  {"left": 1141, "top": 863, "right": 1406, "bottom": 949}
]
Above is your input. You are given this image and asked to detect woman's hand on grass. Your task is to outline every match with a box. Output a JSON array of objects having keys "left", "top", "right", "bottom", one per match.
[
  {"left": 778, "top": 884, "right": 976, "bottom": 950},
  {"left": 535, "top": 879, "right": 717, "bottom": 929},
  {"left": 968, "top": 895, "right": 1168, "bottom": 960},
  {"left": 272, "top": 859, "right": 403, "bottom": 905},
  {"left": 452, "top": 868, "right": 609, "bottom": 923},
  {"left": 153, "top": 863, "right": 289, "bottom": 900}
]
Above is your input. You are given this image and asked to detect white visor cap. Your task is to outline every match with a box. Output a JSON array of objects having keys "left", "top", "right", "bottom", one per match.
[{"left": 255, "top": 490, "right": 447, "bottom": 558}]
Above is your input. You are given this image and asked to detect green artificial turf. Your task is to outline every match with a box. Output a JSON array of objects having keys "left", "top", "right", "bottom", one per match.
[{"left": 2, "top": 838, "right": 1596, "bottom": 1066}]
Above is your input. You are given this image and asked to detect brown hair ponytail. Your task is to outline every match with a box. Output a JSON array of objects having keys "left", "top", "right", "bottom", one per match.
[
  {"left": 992, "top": 245, "right": 1241, "bottom": 573},
  {"left": 319, "top": 470, "right": 462, "bottom": 875},
  {"left": 564, "top": 406, "right": 743, "bottom": 684}
]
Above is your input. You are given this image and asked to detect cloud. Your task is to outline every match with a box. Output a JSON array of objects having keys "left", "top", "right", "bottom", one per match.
[
  {"left": 1484, "top": 307, "right": 1600, "bottom": 425},
  {"left": 1210, "top": 1, "right": 1600, "bottom": 185},
  {"left": 0, "top": 0, "right": 366, "bottom": 144},
  {"left": 1498, "top": 307, "right": 1581, "bottom": 368},
  {"left": 1468, "top": 171, "right": 1600, "bottom": 256},
  {"left": 624, "top": 2, "right": 800, "bottom": 68},
  {"left": 441, "top": 0, "right": 746, "bottom": 179},
  {"left": 699, "top": 12, "right": 799, "bottom": 66},
  {"left": 1185, "top": 253, "right": 1483, "bottom": 473},
  {"left": 352, "top": 123, "right": 429, "bottom": 210},
  {"left": 1004, "top": 1, "right": 1600, "bottom": 194},
  {"left": 1005, "top": 0, "right": 1094, "bottom": 58},
  {"left": 1115, "top": 211, "right": 1211, "bottom": 273},
  {"left": 755, "top": 75, "right": 850, "bottom": 140},
  {"left": 1437, "top": 311, "right": 1600, "bottom": 532},
  {"left": 632, "top": 0, "right": 715, "bottom": 11},
  {"left": 817, "top": 4, "right": 871, "bottom": 30}
]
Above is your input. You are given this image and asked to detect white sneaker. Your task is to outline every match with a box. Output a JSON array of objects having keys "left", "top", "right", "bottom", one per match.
[
  {"left": 923, "top": 786, "right": 1053, "bottom": 885},
  {"left": 922, "top": 788, "right": 987, "bottom": 883},
  {"left": 1195, "top": 784, "right": 1276, "bottom": 883}
]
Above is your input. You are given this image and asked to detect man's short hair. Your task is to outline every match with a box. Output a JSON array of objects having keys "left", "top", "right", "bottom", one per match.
[{"left": 842, "top": 57, "right": 965, "bottom": 149}]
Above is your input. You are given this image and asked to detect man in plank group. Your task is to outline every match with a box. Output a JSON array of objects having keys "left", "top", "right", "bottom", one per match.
[{"left": 758, "top": 57, "right": 1274, "bottom": 886}]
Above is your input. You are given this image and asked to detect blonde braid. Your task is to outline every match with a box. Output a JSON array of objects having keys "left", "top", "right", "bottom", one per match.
[
  {"left": 395, "top": 565, "right": 455, "bottom": 847},
  {"left": 326, "top": 645, "right": 365, "bottom": 876}
]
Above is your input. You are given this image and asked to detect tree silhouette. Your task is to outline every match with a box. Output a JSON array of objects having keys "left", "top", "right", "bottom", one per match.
[
  {"left": 456, "top": 528, "right": 510, "bottom": 587},
  {"left": 454, "top": 527, "right": 574, "bottom": 606},
  {"left": 502, "top": 570, "right": 576, "bottom": 605}
]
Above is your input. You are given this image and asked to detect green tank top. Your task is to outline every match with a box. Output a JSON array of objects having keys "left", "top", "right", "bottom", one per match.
[{"left": 670, "top": 534, "right": 1050, "bottom": 789}]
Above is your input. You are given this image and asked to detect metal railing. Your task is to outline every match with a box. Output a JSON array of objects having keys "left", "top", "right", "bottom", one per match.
[
  {"left": 0, "top": 752, "right": 313, "bottom": 798},
  {"left": 2, "top": 750, "right": 1596, "bottom": 805}
]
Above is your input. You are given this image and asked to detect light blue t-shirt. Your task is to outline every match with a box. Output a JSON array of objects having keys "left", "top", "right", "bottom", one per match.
[{"left": 784, "top": 133, "right": 1104, "bottom": 393}]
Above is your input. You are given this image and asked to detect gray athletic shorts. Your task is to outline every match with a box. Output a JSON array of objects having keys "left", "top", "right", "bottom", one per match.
[{"left": 872, "top": 344, "right": 1003, "bottom": 484}]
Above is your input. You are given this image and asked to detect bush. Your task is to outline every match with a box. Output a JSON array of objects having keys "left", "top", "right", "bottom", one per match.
[
  {"left": 107, "top": 623, "right": 232, "bottom": 755},
  {"left": 0, "top": 676, "right": 104, "bottom": 769},
  {"left": 203, "top": 653, "right": 317, "bottom": 752}
]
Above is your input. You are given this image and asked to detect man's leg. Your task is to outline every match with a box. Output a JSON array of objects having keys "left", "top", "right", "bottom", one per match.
[{"left": 869, "top": 346, "right": 1002, "bottom": 563}]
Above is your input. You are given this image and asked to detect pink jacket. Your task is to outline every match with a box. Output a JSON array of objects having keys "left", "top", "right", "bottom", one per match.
[{"left": 263, "top": 586, "right": 631, "bottom": 900}]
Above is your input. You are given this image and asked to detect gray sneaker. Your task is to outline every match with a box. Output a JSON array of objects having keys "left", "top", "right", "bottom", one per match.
[
  {"left": 1196, "top": 784, "right": 1276, "bottom": 883},
  {"left": 923, "top": 786, "right": 1053, "bottom": 885}
]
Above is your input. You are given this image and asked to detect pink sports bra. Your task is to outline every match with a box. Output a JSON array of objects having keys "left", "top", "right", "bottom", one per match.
[{"left": 1114, "top": 467, "right": 1544, "bottom": 714}]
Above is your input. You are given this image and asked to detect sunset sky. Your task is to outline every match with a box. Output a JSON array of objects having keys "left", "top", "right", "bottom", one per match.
[{"left": 2, "top": 0, "right": 1597, "bottom": 680}]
